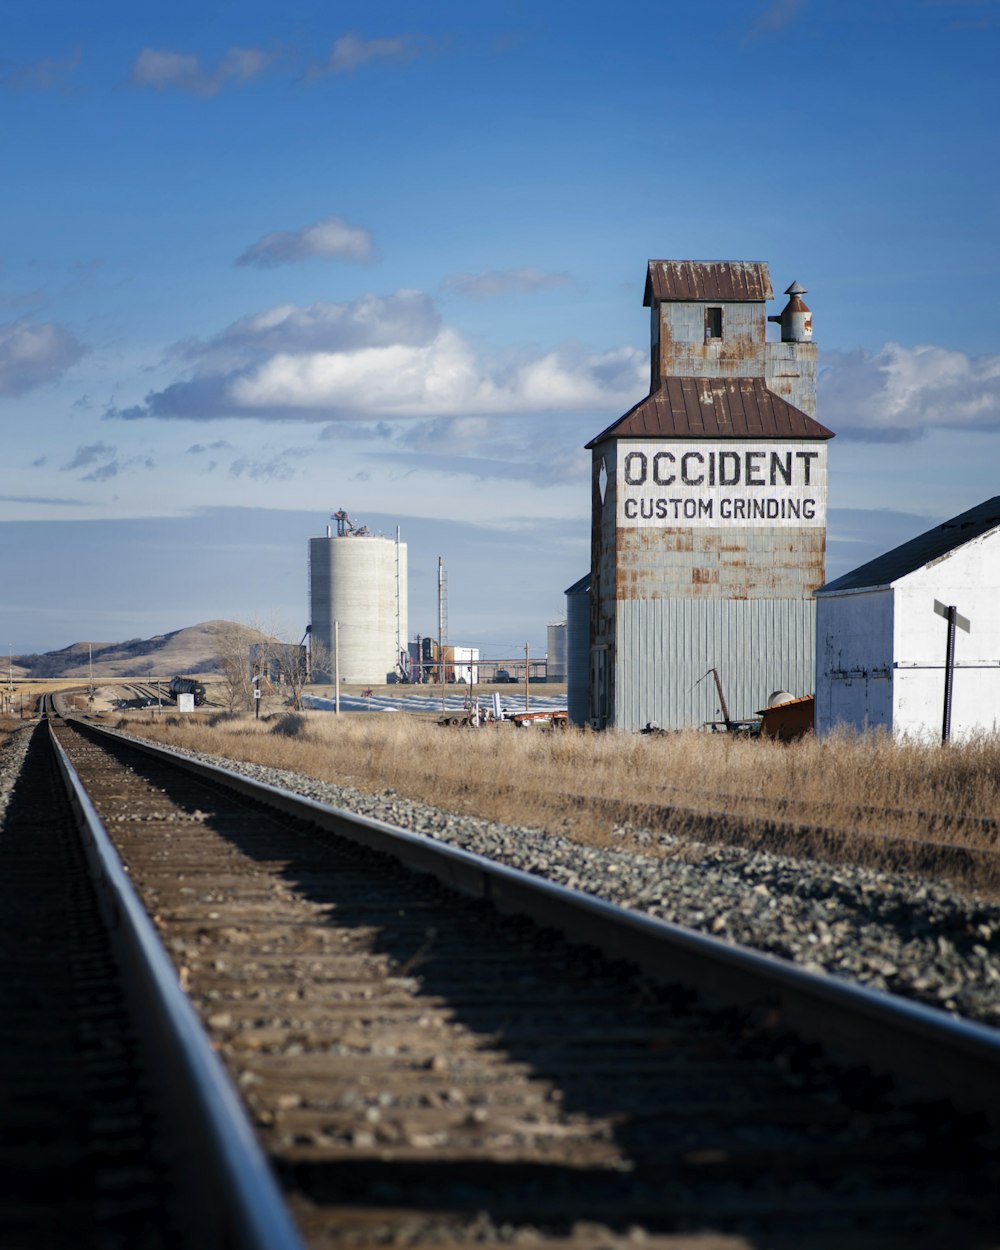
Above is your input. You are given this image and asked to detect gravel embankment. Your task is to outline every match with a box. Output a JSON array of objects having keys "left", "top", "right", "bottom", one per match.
[
  {"left": 105, "top": 731, "right": 1000, "bottom": 1032},
  {"left": 0, "top": 724, "right": 35, "bottom": 827},
  {"left": 5, "top": 718, "right": 998, "bottom": 1030}
]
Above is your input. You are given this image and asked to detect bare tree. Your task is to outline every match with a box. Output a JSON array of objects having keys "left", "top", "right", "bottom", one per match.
[
  {"left": 307, "top": 637, "right": 332, "bottom": 692},
  {"left": 268, "top": 641, "right": 306, "bottom": 709},
  {"left": 213, "top": 620, "right": 271, "bottom": 713}
]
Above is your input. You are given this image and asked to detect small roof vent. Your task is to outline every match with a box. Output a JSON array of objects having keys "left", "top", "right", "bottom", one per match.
[{"left": 768, "top": 281, "right": 812, "bottom": 343}]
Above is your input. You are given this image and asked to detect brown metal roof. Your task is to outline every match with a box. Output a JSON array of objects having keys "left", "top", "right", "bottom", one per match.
[
  {"left": 643, "top": 260, "right": 773, "bottom": 306},
  {"left": 586, "top": 377, "right": 834, "bottom": 447}
]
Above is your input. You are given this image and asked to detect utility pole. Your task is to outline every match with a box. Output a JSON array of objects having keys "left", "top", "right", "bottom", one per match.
[
  {"left": 524, "top": 642, "right": 530, "bottom": 711},
  {"left": 442, "top": 557, "right": 450, "bottom": 715}
]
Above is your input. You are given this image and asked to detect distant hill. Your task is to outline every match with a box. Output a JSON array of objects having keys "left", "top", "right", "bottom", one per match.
[{"left": 13, "top": 620, "right": 264, "bottom": 679}]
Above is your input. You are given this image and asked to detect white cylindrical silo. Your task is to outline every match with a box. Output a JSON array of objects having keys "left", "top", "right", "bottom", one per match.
[
  {"left": 546, "top": 622, "right": 567, "bottom": 682},
  {"left": 309, "top": 531, "right": 408, "bottom": 684}
]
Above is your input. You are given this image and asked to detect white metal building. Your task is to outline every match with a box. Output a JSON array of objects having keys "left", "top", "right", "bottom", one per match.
[
  {"left": 309, "top": 514, "right": 408, "bottom": 685},
  {"left": 815, "top": 498, "right": 1000, "bottom": 741}
]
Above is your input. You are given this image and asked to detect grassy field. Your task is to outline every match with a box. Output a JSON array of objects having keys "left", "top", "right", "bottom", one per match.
[{"left": 107, "top": 707, "right": 1000, "bottom": 889}]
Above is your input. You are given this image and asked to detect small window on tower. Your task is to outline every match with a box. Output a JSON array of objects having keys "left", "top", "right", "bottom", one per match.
[{"left": 705, "top": 307, "right": 723, "bottom": 341}]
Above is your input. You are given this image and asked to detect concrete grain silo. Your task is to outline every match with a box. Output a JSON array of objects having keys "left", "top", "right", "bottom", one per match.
[
  {"left": 546, "top": 622, "right": 567, "bottom": 682},
  {"left": 586, "top": 261, "right": 835, "bottom": 731},
  {"left": 309, "top": 511, "right": 408, "bottom": 685}
]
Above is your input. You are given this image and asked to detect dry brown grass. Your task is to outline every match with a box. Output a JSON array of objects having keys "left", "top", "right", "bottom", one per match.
[
  {"left": 121, "top": 710, "right": 1000, "bottom": 890},
  {"left": 0, "top": 714, "right": 26, "bottom": 752}
]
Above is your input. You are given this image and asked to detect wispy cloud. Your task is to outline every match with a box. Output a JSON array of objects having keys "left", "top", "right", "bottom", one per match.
[
  {"left": 820, "top": 343, "right": 1000, "bottom": 439},
  {"left": 307, "top": 32, "right": 419, "bottom": 80},
  {"left": 1, "top": 47, "right": 81, "bottom": 92},
  {"left": 186, "top": 440, "right": 235, "bottom": 454},
  {"left": 62, "top": 442, "right": 116, "bottom": 471},
  {"left": 236, "top": 214, "right": 374, "bottom": 268},
  {"left": 749, "top": 0, "right": 805, "bottom": 35},
  {"left": 443, "top": 267, "right": 574, "bottom": 300},
  {"left": 0, "top": 494, "right": 92, "bottom": 506},
  {"left": 60, "top": 442, "right": 154, "bottom": 481},
  {"left": 228, "top": 449, "right": 309, "bottom": 481},
  {"left": 0, "top": 319, "right": 86, "bottom": 396},
  {"left": 130, "top": 45, "right": 274, "bottom": 96}
]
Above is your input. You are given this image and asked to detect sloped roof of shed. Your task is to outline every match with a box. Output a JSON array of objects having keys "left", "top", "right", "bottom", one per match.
[
  {"left": 644, "top": 261, "right": 773, "bottom": 306},
  {"left": 586, "top": 377, "right": 834, "bottom": 447},
  {"left": 817, "top": 497, "right": 1000, "bottom": 595}
]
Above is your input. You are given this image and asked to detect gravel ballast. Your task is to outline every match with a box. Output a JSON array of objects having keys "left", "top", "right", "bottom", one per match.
[
  {"left": 0, "top": 725, "right": 36, "bottom": 827},
  {"left": 95, "top": 730, "right": 1000, "bottom": 1034},
  {"left": 3, "top": 718, "right": 998, "bottom": 1031}
]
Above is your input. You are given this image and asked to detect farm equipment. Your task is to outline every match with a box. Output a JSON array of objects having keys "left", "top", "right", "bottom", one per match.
[{"left": 697, "top": 668, "right": 760, "bottom": 736}]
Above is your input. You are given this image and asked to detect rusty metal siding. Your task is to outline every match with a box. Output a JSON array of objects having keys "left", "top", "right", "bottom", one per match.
[
  {"left": 657, "top": 301, "right": 766, "bottom": 381},
  {"left": 615, "top": 526, "right": 826, "bottom": 600},
  {"left": 590, "top": 444, "right": 619, "bottom": 726},
  {"left": 765, "top": 342, "right": 818, "bottom": 418},
  {"left": 614, "top": 598, "right": 816, "bottom": 732},
  {"left": 644, "top": 261, "right": 773, "bottom": 305}
]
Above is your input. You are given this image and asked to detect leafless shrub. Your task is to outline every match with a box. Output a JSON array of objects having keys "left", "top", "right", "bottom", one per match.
[{"left": 270, "top": 713, "right": 308, "bottom": 738}]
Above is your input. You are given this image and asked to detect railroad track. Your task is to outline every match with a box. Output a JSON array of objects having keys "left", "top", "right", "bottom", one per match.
[
  {"left": 9, "top": 706, "right": 1000, "bottom": 1247},
  {"left": 0, "top": 704, "right": 301, "bottom": 1248}
]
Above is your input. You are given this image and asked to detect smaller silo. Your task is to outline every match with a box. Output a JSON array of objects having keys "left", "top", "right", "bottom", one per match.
[
  {"left": 564, "top": 574, "right": 590, "bottom": 723},
  {"left": 546, "top": 622, "right": 567, "bottom": 683},
  {"left": 309, "top": 513, "right": 408, "bottom": 685}
]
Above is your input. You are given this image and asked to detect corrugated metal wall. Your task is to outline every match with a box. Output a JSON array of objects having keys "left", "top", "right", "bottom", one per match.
[
  {"left": 566, "top": 582, "right": 590, "bottom": 724},
  {"left": 615, "top": 598, "right": 816, "bottom": 732}
]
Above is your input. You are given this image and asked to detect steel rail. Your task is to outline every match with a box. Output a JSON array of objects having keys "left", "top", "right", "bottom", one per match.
[
  {"left": 46, "top": 718, "right": 307, "bottom": 1250},
  {"left": 66, "top": 717, "right": 1000, "bottom": 1125}
]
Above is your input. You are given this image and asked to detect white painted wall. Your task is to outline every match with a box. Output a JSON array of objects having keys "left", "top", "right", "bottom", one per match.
[
  {"left": 816, "top": 527, "right": 1000, "bottom": 741},
  {"left": 815, "top": 588, "right": 893, "bottom": 734},
  {"left": 892, "top": 529, "right": 1000, "bottom": 741}
]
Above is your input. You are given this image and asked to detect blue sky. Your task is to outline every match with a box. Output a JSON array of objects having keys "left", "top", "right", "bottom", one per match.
[{"left": 2, "top": 0, "right": 998, "bottom": 656}]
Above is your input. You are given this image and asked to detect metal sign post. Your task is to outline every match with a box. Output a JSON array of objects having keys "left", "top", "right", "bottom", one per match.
[{"left": 933, "top": 600, "right": 971, "bottom": 744}]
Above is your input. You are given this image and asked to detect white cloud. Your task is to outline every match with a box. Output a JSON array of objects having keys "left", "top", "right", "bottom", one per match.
[
  {"left": 177, "top": 291, "right": 439, "bottom": 370},
  {"left": 443, "top": 267, "right": 574, "bottom": 299},
  {"left": 236, "top": 214, "right": 374, "bottom": 268},
  {"left": 0, "top": 319, "right": 86, "bottom": 396},
  {"left": 309, "top": 33, "right": 418, "bottom": 78},
  {"left": 130, "top": 45, "right": 273, "bottom": 96},
  {"left": 111, "top": 291, "right": 646, "bottom": 423},
  {"left": 819, "top": 342, "right": 1000, "bottom": 440}
]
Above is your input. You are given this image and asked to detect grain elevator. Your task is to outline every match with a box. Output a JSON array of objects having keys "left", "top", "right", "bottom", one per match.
[
  {"left": 586, "top": 261, "right": 835, "bottom": 731},
  {"left": 309, "top": 510, "right": 408, "bottom": 685}
]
